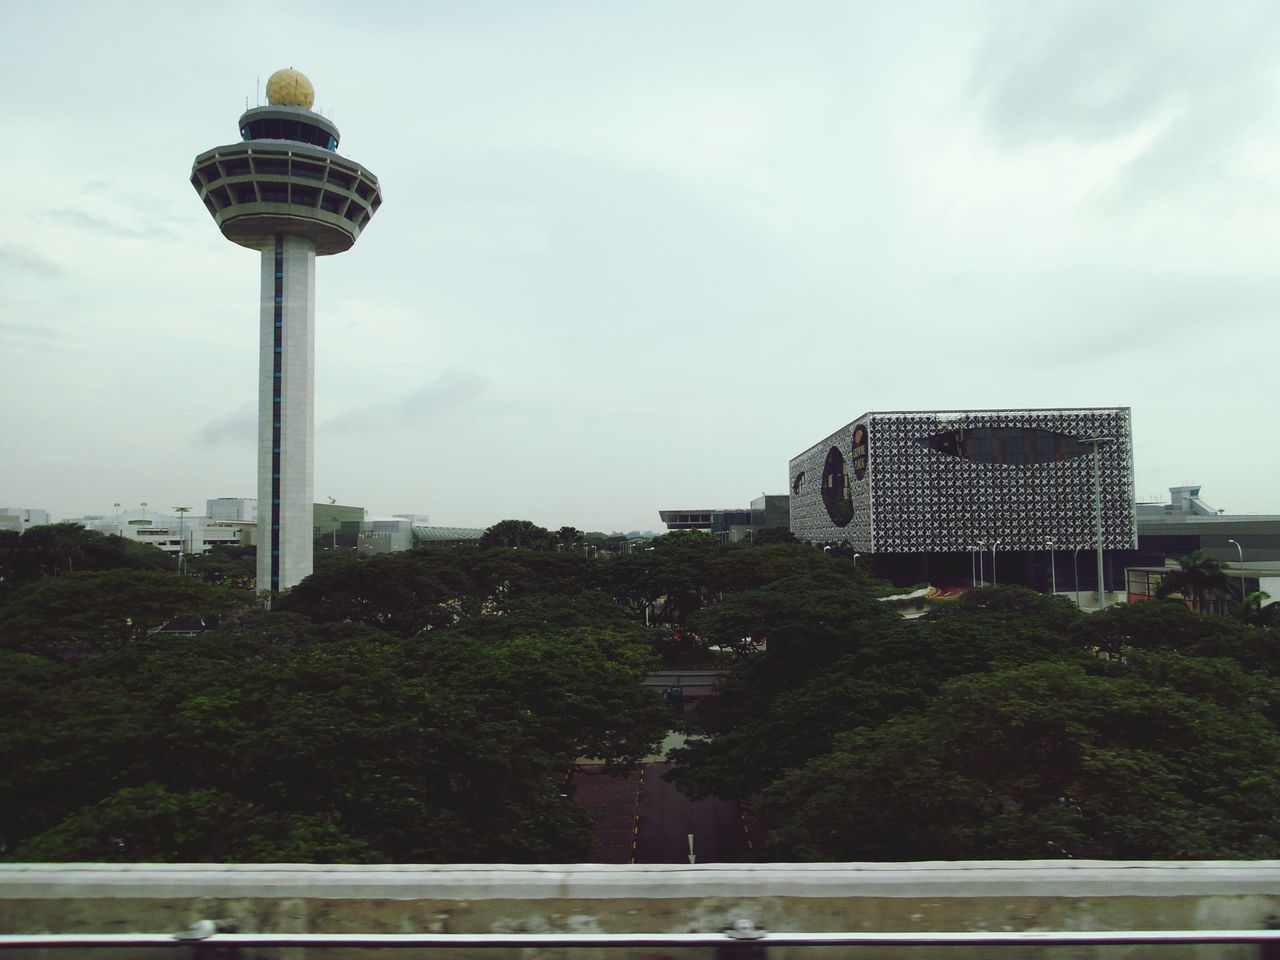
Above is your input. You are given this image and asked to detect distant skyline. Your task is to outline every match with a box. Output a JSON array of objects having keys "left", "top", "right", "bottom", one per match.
[{"left": 3, "top": 1, "right": 1278, "bottom": 532}]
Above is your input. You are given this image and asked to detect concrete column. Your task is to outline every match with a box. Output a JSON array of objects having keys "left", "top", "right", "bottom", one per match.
[{"left": 257, "top": 235, "right": 316, "bottom": 595}]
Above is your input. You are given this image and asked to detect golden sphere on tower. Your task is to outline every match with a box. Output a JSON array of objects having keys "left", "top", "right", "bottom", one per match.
[{"left": 265, "top": 68, "right": 315, "bottom": 109}]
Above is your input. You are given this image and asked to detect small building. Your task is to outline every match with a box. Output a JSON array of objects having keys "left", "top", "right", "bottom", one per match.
[
  {"left": 751, "top": 494, "right": 791, "bottom": 533},
  {"left": 0, "top": 508, "right": 50, "bottom": 535},
  {"left": 658, "top": 508, "right": 753, "bottom": 543},
  {"left": 1135, "top": 485, "right": 1280, "bottom": 565},
  {"left": 1126, "top": 560, "right": 1280, "bottom": 615},
  {"left": 657, "top": 497, "right": 791, "bottom": 544}
]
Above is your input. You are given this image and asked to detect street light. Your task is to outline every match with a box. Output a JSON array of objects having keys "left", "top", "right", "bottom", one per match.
[
  {"left": 1080, "top": 436, "right": 1114, "bottom": 609},
  {"left": 990, "top": 541, "right": 999, "bottom": 586},
  {"left": 174, "top": 506, "right": 192, "bottom": 574},
  {"left": 329, "top": 515, "right": 340, "bottom": 549},
  {"left": 1228, "top": 538, "right": 1245, "bottom": 604},
  {"left": 1047, "top": 540, "right": 1056, "bottom": 596}
]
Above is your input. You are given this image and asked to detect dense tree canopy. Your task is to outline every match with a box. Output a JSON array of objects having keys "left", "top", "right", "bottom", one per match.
[
  {"left": 6, "top": 516, "right": 1280, "bottom": 864},
  {"left": 0, "top": 524, "right": 172, "bottom": 602},
  {"left": 760, "top": 656, "right": 1280, "bottom": 860},
  {"left": 667, "top": 578, "right": 1280, "bottom": 861},
  {"left": 0, "top": 570, "right": 241, "bottom": 656},
  {"left": 0, "top": 544, "right": 673, "bottom": 862}
]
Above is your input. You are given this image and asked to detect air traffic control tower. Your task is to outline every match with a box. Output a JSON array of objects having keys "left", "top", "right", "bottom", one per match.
[{"left": 191, "top": 69, "right": 382, "bottom": 594}]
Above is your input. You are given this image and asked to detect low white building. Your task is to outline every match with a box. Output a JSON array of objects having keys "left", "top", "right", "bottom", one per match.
[
  {"left": 0, "top": 508, "right": 51, "bottom": 534},
  {"left": 65, "top": 509, "right": 243, "bottom": 557}
]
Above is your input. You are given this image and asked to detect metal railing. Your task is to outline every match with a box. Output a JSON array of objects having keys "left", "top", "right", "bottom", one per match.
[{"left": 5, "top": 918, "right": 1280, "bottom": 955}]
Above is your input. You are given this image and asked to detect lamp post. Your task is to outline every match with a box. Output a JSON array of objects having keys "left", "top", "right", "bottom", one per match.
[
  {"left": 991, "top": 541, "right": 999, "bottom": 587},
  {"left": 1048, "top": 540, "right": 1056, "bottom": 595},
  {"left": 853, "top": 553, "right": 861, "bottom": 567},
  {"left": 1228, "top": 538, "right": 1245, "bottom": 604},
  {"left": 174, "top": 506, "right": 191, "bottom": 574},
  {"left": 970, "top": 546, "right": 977, "bottom": 589},
  {"left": 1081, "top": 436, "right": 1114, "bottom": 609},
  {"left": 330, "top": 515, "right": 340, "bottom": 549}
]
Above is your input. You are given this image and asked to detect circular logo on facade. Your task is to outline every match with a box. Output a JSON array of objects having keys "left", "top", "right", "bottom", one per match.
[
  {"left": 821, "top": 446, "right": 853, "bottom": 527},
  {"left": 851, "top": 423, "right": 868, "bottom": 481}
]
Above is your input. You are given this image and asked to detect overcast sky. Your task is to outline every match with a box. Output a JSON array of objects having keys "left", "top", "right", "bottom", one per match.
[{"left": 2, "top": 1, "right": 1277, "bottom": 532}]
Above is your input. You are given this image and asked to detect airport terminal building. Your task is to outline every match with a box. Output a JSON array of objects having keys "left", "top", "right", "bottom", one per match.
[{"left": 790, "top": 408, "right": 1138, "bottom": 592}]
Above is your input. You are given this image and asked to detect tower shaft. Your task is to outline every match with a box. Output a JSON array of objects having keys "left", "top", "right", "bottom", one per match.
[
  {"left": 193, "top": 69, "right": 381, "bottom": 596},
  {"left": 258, "top": 235, "right": 316, "bottom": 593}
]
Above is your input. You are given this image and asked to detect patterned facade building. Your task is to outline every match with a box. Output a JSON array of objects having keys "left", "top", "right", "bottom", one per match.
[{"left": 789, "top": 408, "right": 1137, "bottom": 555}]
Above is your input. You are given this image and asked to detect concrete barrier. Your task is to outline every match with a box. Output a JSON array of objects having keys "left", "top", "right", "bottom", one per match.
[{"left": 3, "top": 861, "right": 1280, "bottom": 959}]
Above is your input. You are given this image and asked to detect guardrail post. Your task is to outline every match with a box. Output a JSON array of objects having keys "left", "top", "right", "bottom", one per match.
[
  {"left": 177, "top": 919, "right": 240, "bottom": 960},
  {"left": 716, "top": 918, "right": 766, "bottom": 960},
  {"left": 1261, "top": 918, "right": 1280, "bottom": 960}
]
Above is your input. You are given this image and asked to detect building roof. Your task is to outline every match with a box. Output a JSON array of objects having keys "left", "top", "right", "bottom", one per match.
[{"left": 410, "top": 526, "right": 484, "bottom": 542}]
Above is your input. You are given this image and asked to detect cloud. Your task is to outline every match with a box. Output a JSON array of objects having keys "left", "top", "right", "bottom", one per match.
[
  {"left": 971, "top": 1, "right": 1280, "bottom": 207},
  {"left": 324, "top": 367, "right": 490, "bottom": 433},
  {"left": 0, "top": 243, "right": 63, "bottom": 277},
  {"left": 195, "top": 405, "right": 256, "bottom": 447},
  {"left": 41, "top": 208, "right": 177, "bottom": 241},
  {"left": 0, "top": 319, "right": 67, "bottom": 349}
]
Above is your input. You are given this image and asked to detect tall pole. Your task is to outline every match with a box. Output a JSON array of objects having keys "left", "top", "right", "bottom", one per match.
[
  {"left": 1083, "top": 436, "right": 1113, "bottom": 610},
  {"left": 971, "top": 547, "right": 976, "bottom": 589},
  {"left": 1073, "top": 545, "right": 1083, "bottom": 609},
  {"left": 991, "top": 541, "right": 998, "bottom": 586},
  {"left": 1228, "top": 538, "right": 1245, "bottom": 604},
  {"left": 174, "top": 506, "right": 191, "bottom": 574},
  {"left": 1048, "top": 540, "right": 1056, "bottom": 595}
]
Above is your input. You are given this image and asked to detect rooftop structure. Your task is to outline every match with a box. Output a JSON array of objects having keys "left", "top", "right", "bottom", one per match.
[
  {"left": 191, "top": 68, "right": 382, "bottom": 594},
  {"left": 658, "top": 496, "right": 790, "bottom": 544}
]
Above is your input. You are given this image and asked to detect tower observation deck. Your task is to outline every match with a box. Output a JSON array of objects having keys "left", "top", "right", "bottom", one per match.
[{"left": 191, "top": 68, "right": 382, "bottom": 595}]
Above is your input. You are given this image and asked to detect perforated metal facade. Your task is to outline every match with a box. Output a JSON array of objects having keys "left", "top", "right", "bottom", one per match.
[{"left": 789, "top": 408, "right": 1137, "bottom": 553}]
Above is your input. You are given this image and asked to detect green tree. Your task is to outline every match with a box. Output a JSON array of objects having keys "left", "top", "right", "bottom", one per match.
[
  {"left": 1077, "top": 598, "right": 1280, "bottom": 673},
  {"left": 9, "top": 784, "right": 375, "bottom": 863},
  {"left": 183, "top": 544, "right": 256, "bottom": 589},
  {"left": 1156, "top": 550, "right": 1237, "bottom": 612},
  {"left": 1, "top": 574, "right": 672, "bottom": 862},
  {"left": 479, "top": 519, "right": 554, "bottom": 551},
  {"left": 750, "top": 526, "right": 796, "bottom": 545},
  {"left": 759, "top": 658, "right": 1280, "bottom": 861},
  {"left": 278, "top": 552, "right": 466, "bottom": 637},
  {"left": 0, "top": 523, "right": 172, "bottom": 602},
  {"left": 0, "top": 570, "right": 241, "bottom": 656},
  {"left": 669, "top": 584, "right": 1082, "bottom": 803}
]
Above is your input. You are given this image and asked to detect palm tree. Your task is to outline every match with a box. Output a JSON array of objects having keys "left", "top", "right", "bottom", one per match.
[{"left": 1155, "top": 549, "right": 1236, "bottom": 612}]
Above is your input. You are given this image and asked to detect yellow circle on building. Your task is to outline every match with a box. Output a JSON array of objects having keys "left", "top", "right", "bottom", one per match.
[{"left": 265, "top": 68, "right": 315, "bottom": 109}]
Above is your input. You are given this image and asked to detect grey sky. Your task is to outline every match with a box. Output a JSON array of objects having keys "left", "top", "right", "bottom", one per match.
[{"left": 1, "top": 1, "right": 1275, "bottom": 532}]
